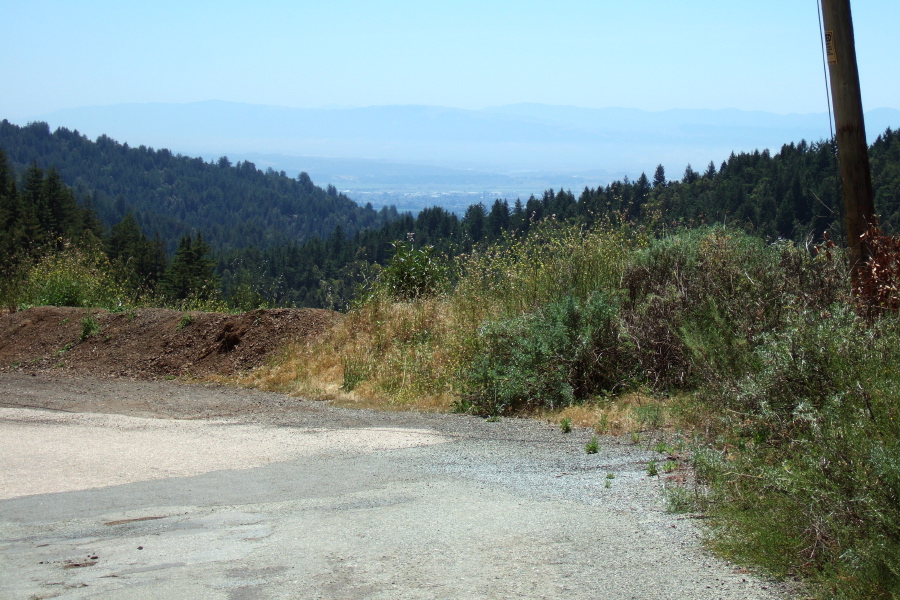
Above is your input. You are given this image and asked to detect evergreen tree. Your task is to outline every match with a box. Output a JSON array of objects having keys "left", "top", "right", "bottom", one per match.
[
  {"left": 487, "top": 199, "right": 510, "bottom": 239},
  {"left": 653, "top": 164, "right": 667, "bottom": 188},
  {"left": 463, "top": 202, "right": 486, "bottom": 244},
  {"left": 683, "top": 164, "right": 700, "bottom": 184},
  {"left": 161, "top": 233, "right": 218, "bottom": 301}
]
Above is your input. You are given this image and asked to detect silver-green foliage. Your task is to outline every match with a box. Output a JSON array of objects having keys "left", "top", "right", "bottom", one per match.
[
  {"left": 701, "top": 308, "right": 900, "bottom": 598},
  {"left": 462, "top": 292, "right": 629, "bottom": 415},
  {"left": 377, "top": 240, "right": 449, "bottom": 301}
]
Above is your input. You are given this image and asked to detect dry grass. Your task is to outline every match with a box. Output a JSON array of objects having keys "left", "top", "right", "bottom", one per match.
[
  {"left": 222, "top": 295, "right": 470, "bottom": 412},
  {"left": 538, "top": 392, "right": 684, "bottom": 435}
]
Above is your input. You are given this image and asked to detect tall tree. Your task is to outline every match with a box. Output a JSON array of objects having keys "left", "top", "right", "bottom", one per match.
[
  {"left": 653, "top": 164, "right": 667, "bottom": 188},
  {"left": 463, "top": 202, "right": 486, "bottom": 244}
]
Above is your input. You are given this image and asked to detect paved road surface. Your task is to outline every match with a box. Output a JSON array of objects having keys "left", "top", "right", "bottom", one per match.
[{"left": 0, "top": 375, "right": 793, "bottom": 599}]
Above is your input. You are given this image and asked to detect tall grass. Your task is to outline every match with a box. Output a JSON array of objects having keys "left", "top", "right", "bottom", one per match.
[{"left": 5, "top": 240, "right": 231, "bottom": 314}]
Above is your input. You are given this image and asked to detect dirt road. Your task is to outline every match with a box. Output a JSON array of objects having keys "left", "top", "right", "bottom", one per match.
[{"left": 0, "top": 374, "right": 794, "bottom": 599}]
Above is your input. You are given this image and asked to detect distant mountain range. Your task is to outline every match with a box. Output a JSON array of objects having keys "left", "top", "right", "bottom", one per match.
[{"left": 17, "top": 101, "right": 900, "bottom": 210}]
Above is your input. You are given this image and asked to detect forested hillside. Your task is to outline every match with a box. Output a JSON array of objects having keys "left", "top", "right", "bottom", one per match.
[
  {"left": 219, "top": 128, "right": 900, "bottom": 307},
  {"left": 2, "top": 116, "right": 898, "bottom": 309},
  {"left": 0, "top": 120, "right": 399, "bottom": 252}
]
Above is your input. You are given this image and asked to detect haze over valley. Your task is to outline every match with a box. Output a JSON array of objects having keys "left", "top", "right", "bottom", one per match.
[{"left": 23, "top": 101, "right": 900, "bottom": 213}]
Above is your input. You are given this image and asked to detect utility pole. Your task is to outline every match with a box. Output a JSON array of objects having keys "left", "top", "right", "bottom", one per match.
[{"left": 819, "top": 0, "right": 876, "bottom": 297}]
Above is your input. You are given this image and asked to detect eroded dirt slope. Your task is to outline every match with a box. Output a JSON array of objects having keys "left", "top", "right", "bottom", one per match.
[{"left": 0, "top": 306, "right": 340, "bottom": 379}]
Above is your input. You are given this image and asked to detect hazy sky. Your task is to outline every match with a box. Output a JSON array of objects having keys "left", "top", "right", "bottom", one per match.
[{"left": 2, "top": 0, "right": 898, "bottom": 120}]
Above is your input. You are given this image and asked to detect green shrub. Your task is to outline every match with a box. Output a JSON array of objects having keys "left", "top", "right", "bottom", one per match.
[
  {"left": 377, "top": 240, "right": 449, "bottom": 301},
  {"left": 19, "top": 243, "right": 127, "bottom": 310},
  {"left": 698, "top": 308, "right": 900, "bottom": 598},
  {"left": 621, "top": 226, "right": 848, "bottom": 390},
  {"left": 80, "top": 315, "right": 100, "bottom": 341},
  {"left": 462, "top": 292, "right": 631, "bottom": 414}
]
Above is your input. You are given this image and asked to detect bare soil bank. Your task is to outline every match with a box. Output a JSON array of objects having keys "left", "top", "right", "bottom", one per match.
[{"left": 0, "top": 305, "right": 339, "bottom": 379}]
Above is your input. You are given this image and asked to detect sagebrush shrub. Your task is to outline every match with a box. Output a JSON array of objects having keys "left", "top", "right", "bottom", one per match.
[
  {"left": 621, "top": 226, "right": 849, "bottom": 391},
  {"left": 700, "top": 308, "right": 900, "bottom": 598},
  {"left": 462, "top": 292, "right": 631, "bottom": 414}
]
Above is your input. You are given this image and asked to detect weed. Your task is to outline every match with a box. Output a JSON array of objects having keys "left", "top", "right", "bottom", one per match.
[
  {"left": 375, "top": 239, "right": 449, "bottom": 301},
  {"left": 20, "top": 242, "right": 128, "bottom": 310},
  {"left": 654, "top": 441, "right": 670, "bottom": 454},
  {"left": 79, "top": 316, "right": 100, "bottom": 342},
  {"left": 61, "top": 318, "right": 70, "bottom": 324},
  {"left": 664, "top": 484, "right": 701, "bottom": 514},
  {"left": 450, "top": 398, "right": 474, "bottom": 414},
  {"left": 632, "top": 403, "right": 664, "bottom": 429},
  {"left": 585, "top": 436, "right": 599, "bottom": 454},
  {"left": 560, "top": 417, "right": 572, "bottom": 433},
  {"left": 646, "top": 460, "right": 658, "bottom": 477},
  {"left": 485, "top": 415, "right": 501, "bottom": 423},
  {"left": 630, "top": 431, "right": 640, "bottom": 444},
  {"left": 56, "top": 343, "right": 73, "bottom": 355},
  {"left": 595, "top": 412, "right": 609, "bottom": 433},
  {"left": 663, "top": 460, "right": 678, "bottom": 473},
  {"left": 340, "top": 356, "right": 369, "bottom": 392},
  {"left": 177, "top": 314, "right": 193, "bottom": 330}
]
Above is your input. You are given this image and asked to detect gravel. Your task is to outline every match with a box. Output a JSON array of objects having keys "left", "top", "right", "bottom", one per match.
[{"left": 0, "top": 374, "right": 801, "bottom": 599}]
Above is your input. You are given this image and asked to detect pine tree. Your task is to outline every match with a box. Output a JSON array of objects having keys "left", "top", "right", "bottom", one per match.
[
  {"left": 653, "top": 164, "right": 667, "bottom": 188},
  {"left": 160, "top": 232, "right": 218, "bottom": 302},
  {"left": 488, "top": 199, "right": 510, "bottom": 239},
  {"left": 463, "top": 203, "right": 486, "bottom": 244}
]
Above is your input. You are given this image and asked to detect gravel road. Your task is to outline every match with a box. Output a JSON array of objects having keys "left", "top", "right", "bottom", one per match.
[{"left": 0, "top": 374, "right": 796, "bottom": 599}]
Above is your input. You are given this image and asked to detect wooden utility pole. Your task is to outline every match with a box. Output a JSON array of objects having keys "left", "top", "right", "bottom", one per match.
[{"left": 820, "top": 0, "right": 876, "bottom": 296}]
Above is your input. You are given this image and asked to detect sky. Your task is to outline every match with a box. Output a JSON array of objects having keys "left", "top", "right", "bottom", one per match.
[{"left": 2, "top": 0, "right": 899, "bottom": 120}]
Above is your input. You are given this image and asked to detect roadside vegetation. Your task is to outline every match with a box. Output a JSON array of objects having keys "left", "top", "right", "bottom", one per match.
[
  {"left": 241, "top": 220, "right": 898, "bottom": 600},
  {"left": 3, "top": 129, "right": 900, "bottom": 598}
]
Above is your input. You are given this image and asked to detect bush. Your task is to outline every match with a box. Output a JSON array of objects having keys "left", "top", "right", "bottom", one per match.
[
  {"left": 80, "top": 315, "right": 100, "bottom": 341},
  {"left": 376, "top": 240, "right": 449, "bottom": 301},
  {"left": 19, "top": 242, "right": 127, "bottom": 310},
  {"left": 462, "top": 292, "right": 631, "bottom": 414},
  {"left": 621, "top": 227, "right": 848, "bottom": 390},
  {"left": 699, "top": 308, "right": 900, "bottom": 598}
]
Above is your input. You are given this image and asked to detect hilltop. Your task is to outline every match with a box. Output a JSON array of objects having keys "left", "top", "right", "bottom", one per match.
[{"left": 0, "top": 120, "right": 399, "bottom": 252}]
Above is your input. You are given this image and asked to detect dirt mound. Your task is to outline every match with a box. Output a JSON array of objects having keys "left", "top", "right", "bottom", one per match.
[{"left": 0, "top": 306, "right": 341, "bottom": 379}]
